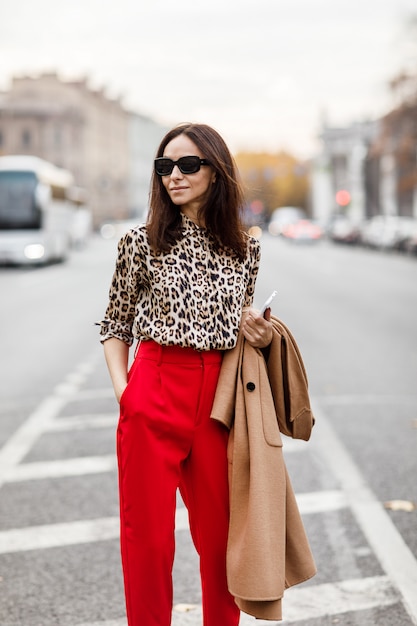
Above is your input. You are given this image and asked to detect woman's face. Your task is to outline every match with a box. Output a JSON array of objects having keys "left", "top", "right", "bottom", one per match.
[{"left": 160, "top": 134, "right": 216, "bottom": 221}]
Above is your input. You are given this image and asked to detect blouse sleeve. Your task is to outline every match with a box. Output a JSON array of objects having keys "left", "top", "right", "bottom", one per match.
[
  {"left": 98, "top": 231, "right": 142, "bottom": 345},
  {"left": 243, "top": 236, "right": 261, "bottom": 307}
]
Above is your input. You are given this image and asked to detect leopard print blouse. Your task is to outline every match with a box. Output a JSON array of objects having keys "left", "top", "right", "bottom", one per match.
[{"left": 99, "top": 213, "right": 261, "bottom": 351}]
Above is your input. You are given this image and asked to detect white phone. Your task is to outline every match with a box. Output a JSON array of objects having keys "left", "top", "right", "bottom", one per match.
[{"left": 260, "top": 290, "right": 277, "bottom": 316}]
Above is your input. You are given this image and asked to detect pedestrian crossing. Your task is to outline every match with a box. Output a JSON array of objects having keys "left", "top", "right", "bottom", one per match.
[
  {"left": 0, "top": 353, "right": 416, "bottom": 625},
  {"left": 75, "top": 575, "right": 399, "bottom": 625},
  {"left": 0, "top": 488, "right": 348, "bottom": 555}
]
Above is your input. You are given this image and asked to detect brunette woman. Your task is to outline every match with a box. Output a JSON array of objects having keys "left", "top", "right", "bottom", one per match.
[{"left": 99, "top": 123, "right": 272, "bottom": 626}]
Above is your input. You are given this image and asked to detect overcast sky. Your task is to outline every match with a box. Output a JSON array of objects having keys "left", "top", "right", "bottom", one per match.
[{"left": 0, "top": 0, "right": 416, "bottom": 158}]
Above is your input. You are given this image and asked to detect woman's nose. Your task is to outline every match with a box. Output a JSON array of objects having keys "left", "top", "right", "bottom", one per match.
[{"left": 170, "top": 164, "right": 183, "bottom": 178}]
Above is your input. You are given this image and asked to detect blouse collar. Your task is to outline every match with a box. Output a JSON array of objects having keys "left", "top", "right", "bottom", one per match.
[{"left": 180, "top": 212, "right": 207, "bottom": 235}]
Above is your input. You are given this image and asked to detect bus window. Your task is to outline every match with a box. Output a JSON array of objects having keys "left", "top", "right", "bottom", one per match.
[{"left": 0, "top": 171, "right": 41, "bottom": 230}]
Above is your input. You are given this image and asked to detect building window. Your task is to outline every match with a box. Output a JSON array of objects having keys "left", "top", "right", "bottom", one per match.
[{"left": 22, "top": 129, "right": 31, "bottom": 148}]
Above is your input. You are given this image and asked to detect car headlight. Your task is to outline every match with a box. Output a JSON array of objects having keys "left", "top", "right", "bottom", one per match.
[{"left": 24, "top": 244, "right": 45, "bottom": 260}]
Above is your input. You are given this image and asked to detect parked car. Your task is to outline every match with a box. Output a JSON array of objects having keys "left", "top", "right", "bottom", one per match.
[
  {"left": 268, "top": 206, "right": 306, "bottom": 236},
  {"left": 328, "top": 216, "right": 361, "bottom": 244},
  {"left": 404, "top": 222, "right": 417, "bottom": 255},
  {"left": 360, "top": 216, "right": 417, "bottom": 251},
  {"left": 281, "top": 219, "right": 323, "bottom": 243},
  {"left": 391, "top": 218, "right": 417, "bottom": 252},
  {"left": 359, "top": 216, "right": 386, "bottom": 248}
]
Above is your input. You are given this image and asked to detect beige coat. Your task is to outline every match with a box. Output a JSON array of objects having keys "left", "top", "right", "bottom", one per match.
[{"left": 211, "top": 316, "right": 317, "bottom": 620}]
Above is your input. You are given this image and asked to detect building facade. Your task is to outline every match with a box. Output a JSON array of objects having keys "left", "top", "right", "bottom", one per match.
[
  {"left": 310, "top": 120, "right": 380, "bottom": 225},
  {"left": 311, "top": 78, "right": 417, "bottom": 225},
  {"left": 0, "top": 72, "right": 166, "bottom": 228},
  {"left": 128, "top": 112, "right": 168, "bottom": 221},
  {"left": 367, "top": 101, "right": 417, "bottom": 219}
]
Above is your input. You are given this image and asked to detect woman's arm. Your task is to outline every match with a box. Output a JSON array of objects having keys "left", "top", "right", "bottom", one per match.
[{"left": 103, "top": 337, "right": 130, "bottom": 403}]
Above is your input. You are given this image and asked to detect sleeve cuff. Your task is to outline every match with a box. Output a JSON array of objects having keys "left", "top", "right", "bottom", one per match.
[{"left": 95, "top": 319, "right": 134, "bottom": 346}]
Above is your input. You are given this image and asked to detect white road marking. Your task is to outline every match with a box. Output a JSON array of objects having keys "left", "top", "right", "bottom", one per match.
[
  {"left": 74, "top": 575, "right": 398, "bottom": 626},
  {"left": 0, "top": 353, "right": 98, "bottom": 490},
  {"left": 76, "top": 622, "right": 126, "bottom": 626},
  {"left": 0, "top": 394, "right": 70, "bottom": 489},
  {"left": 276, "top": 575, "right": 398, "bottom": 623},
  {"left": 0, "top": 509, "right": 187, "bottom": 555},
  {"left": 295, "top": 489, "right": 347, "bottom": 514},
  {"left": 0, "top": 489, "right": 347, "bottom": 555},
  {"left": 76, "top": 388, "right": 116, "bottom": 400},
  {"left": 47, "top": 414, "right": 117, "bottom": 431},
  {"left": 1, "top": 370, "right": 416, "bottom": 624},
  {"left": 312, "top": 403, "right": 417, "bottom": 624},
  {"left": 4, "top": 455, "right": 116, "bottom": 482},
  {"left": 0, "top": 517, "right": 119, "bottom": 554}
]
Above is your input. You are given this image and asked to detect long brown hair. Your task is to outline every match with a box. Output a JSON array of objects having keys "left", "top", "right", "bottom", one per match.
[{"left": 147, "top": 123, "right": 247, "bottom": 260}]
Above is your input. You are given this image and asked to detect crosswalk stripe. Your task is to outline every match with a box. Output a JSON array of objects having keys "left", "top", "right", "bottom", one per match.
[
  {"left": 75, "top": 388, "right": 115, "bottom": 400},
  {"left": 0, "top": 354, "right": 98, "bottom": 490},
  {"left": 4, "top": 455, "right": 117, "bottom": 482},
  {"left": 312, "top": 403, "right": 417, "bottom": 624},
  {"left": 74, "top": 575, "right": 398, "bottom": 626},
  {"left": 296, "top": 489, "right": 347, "bottom": 514},
  {"left": 0, "top": 489, "right": 346, "bottom": 555},
  {"left": 0, "top": 372, "right": 413, "bottom": 625},
  {"left": 47, "top": 414, "right": 117, "bottom": 431},
  {"left": 276, "top": 574, "right": 398, "bottom": 623},
  {"left": 0, "top": 517, "right": 119, "bottom": 554},
  {"left": 2, "top": 446, "right": 346, "bottom": 518}
]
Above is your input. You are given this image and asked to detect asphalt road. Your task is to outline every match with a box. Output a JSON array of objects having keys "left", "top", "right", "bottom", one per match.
[{"left": 0, "top": 233, "right": 416, "bottom": 626}]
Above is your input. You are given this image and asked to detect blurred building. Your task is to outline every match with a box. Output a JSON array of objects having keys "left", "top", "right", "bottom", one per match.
[
  {"left": 367, "top": 98, "right": 417, "bottom": 218},
  {"left": 311, "top": 120, "right": 379, "bottom": 225},
  {"left": 128, "top": 112, "right": 168, "bottom": 221},
  {"left": 312, "top": 74, "right": 417, "bottom": 224},
  {"left": 0, "top": 72, "right": 167, "bottom": 228}
]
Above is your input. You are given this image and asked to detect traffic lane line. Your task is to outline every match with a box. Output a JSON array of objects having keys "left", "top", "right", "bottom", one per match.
[
  {"left": 0, "top": 353, "right": 98, "bottom": 489},
  {"left": 311, "top": 403, "right": 417, "bottom": 625},
  {"left": 1, "top": 370, "right": 413, "bottom": 622}
]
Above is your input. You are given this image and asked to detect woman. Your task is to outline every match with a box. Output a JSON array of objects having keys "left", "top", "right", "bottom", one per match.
[{"left": 99, "top": 123, "right": 272, "bottom": 626}]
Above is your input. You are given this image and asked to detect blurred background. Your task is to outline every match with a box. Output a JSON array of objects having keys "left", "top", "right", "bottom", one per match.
[
  {"left": 1, "top": 2, "right": 417, "bottom": 625},
  {"left": 0, "top": 0, "right": 416, "bottom": 255}
]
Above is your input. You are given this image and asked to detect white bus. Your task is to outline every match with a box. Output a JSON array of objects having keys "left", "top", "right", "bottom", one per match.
[{"left": 0, "top": 155, "right": 90, "bottom": 264}]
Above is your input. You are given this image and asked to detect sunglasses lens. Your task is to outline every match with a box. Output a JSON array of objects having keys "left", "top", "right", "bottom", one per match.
[
  {"left": 155, "top": 156, "right": 206, "bottom": 176},
  {"left": 155, "top": 158, "right": 173, "bottom": 176},
  {"left": 177, "top": 156, "right": 200, "bottom": 174}
]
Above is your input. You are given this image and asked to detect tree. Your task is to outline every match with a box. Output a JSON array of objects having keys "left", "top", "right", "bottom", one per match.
[{"left": 234, "top": 151, "right": 309, "bottom": 219}]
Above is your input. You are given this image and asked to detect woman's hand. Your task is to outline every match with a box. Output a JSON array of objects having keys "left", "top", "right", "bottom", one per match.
[
  {"left": 103, "top": 337, "right": 129, "bottom": 404},
  {"left": 114, "top": 382, "right": 128, "bottom": 404},
  {"left": 241, "top": 307, "right": 273, "bottom": 349}
]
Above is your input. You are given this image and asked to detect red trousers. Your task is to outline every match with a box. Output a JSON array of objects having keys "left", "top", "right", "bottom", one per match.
[{"left": 117, "top": 340, "right": 240, "bottom": 626}]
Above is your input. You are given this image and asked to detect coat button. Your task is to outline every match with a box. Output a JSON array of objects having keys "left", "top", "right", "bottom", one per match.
[{"left": 246, "top": 382, "right": 256, "bottom": 392}]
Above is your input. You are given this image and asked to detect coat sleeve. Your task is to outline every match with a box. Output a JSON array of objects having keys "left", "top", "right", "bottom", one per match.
[
  {"left": 210, "top": 333, "right": 243, "bottom": 429},
  {"left": 268, "top": 320, "right": 315, "bottom": 441}
]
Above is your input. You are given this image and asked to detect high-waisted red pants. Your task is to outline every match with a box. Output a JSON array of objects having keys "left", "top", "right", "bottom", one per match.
[{"left": 117, "top": 340, "right": 240, "bottom": 626}]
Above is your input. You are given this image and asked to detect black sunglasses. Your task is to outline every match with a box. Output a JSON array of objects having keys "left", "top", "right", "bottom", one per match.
[{"left": 154, "top": 156, "right": 211, "bottom": 176}]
